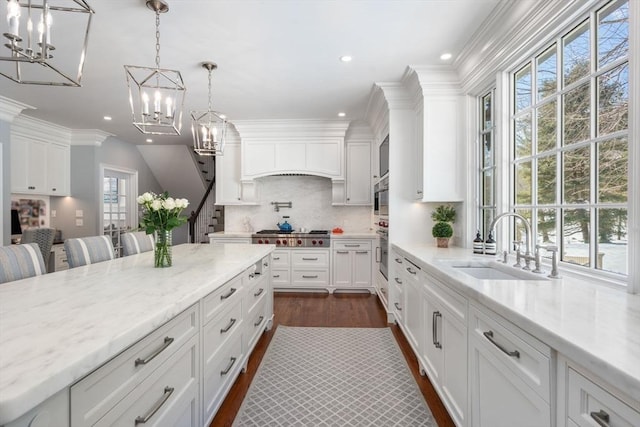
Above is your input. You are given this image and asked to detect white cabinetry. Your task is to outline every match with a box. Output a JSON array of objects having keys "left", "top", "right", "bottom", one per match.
[
  {"left": 413, "top": 87, "right": 463, "bottom": 202},
  {"left": 345, "top": 142, "right": 372, "bottom": 205},
  {"left": 557, "top": 356, "right": 640, "bottom": 427},
  {"left": 208, "top": 236, "right": 252, "bottom": 245},
  {"left": 5, "top": 389, "right": 69, "bottom": 427},
  {"left": 270, "top": 248, "right": 331, "bottom": 290},
  {"left": 469, "top": 302, "right": 552, "bottom": 427},
  {"left": 389, "top": 252, "right": 405, "bottom": 323},
  {"left": 422, "top": 273, "right": 468, "bottom": 427},
  {"left": 216, "top": 144, "right": 243, "bottom": 204},
  {"left": 11, "top": 138, "right": 47, "bottom": 194},
  {"left": 46, "top": 142, "right": 70, "bottom": 195},
  {"left": 332, "top": 240, "right": 372, "bottom": 289}
]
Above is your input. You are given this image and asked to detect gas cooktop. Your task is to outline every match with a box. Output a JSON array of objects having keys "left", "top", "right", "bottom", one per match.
[{"left": 252, "top": 230, "right": 330, "bottom": 247}]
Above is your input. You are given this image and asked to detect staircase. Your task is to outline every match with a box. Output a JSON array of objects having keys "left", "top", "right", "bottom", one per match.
[{"left": 188, "top": 153, "right": 225, "bottom": 243}]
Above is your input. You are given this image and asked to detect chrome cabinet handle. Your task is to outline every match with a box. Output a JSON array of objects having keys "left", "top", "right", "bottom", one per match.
[
  {"left": 302, "top": 257, "right": 318, "bottom": 261},
  {"left": 220, "top": 357, "right": 237, "bottom": 376},
  {"left": 273, "top": 274, "right": 280, "bottom": 278},
  {"left": 254, "top": 288, "right": 264, "bottom": 297},
  {"left": 337, "top": 250, "right": 349, "bottom": 254},
  {"left": 432, "top": 312, "right": 442, "bottom": 349},
  {"left": 249, "top": 273, "right": 255, "bottom": 279},
  {"left": 394, "top": 277, "right": 402, "bottom": 284},
  {"left": 344, "top": 244, "right": 360, "bottom": 247},
  {"left": 302, "top": 275, "right": 318, "bottom": 279},
  {"left": 590, "top": 410, "right": 610, "bottom": 427},
  {"left": 356, "top": 251, "right": 368, "bottom": 254},
  {"left": 220, "top": 318, "right": 237, "bottom": 333},
  {"left": 220, "top": 287, "right": 237, "bottom": 300},
  {"left": 395, "top": 258, "right": 402, "bottom": 264},
  {"left": 483, "top": 330, "right": 520, "bottom": 358},
  {"left": 134, "top": 337, "right": 174, "bottom": 366},
  {"left": 134, "top": 386, "right": 174, "bottom": 424},
  {"left": 375, "top": 247, "right": 381, "bottom": 262},
  {"left": 394, "top": 302, "right": 402, "bottom": 311},
  {"left": 273, "top": 257, "right": 280, "bottom": 260},
  {"left": 254, "top": 315, "right": 264, "bottom": 327},
  {"left": 263, "top": 262, "right": 269, "bottom": 267},
  {"left": 406, "top": 267, "right": 417, "bottom": 275}
]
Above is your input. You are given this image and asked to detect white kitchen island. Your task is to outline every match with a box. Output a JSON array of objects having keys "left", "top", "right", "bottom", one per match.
[{"left": 0, "top": 243, "right": 274, "bottom": 427}]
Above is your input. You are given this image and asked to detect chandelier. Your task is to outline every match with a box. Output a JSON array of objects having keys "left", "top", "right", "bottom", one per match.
[
  {"left": 0, "top": 0, "right": 94, "bottom": 86},
  {"left": 191, "top": 61, "right": 227, "bottom": 156},
  {"left": 124, "top": 0, "right": 185, "bottom": 136}
]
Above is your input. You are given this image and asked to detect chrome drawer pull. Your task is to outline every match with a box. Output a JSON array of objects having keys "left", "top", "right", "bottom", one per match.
[
  {"left": 394, "top": 302, "right": 402, "bottom": 311},
  {"left": 432, "top": 311, "right": 442, "bottom": 349},
  {"left": 273, "top": 274, "right": 280, "bottom": 278},
  {"left": 220, "top": 287, "right": 237, "bottom": 300},
  {"left": 302, "top": 257, "right": 318, "bottom": 261},
  {"left": 134, "top": 337, "right": 174, "bottom": 367},
  {"left": 302, "top": 275, "right": 318, "bottom": 279},
  {"left": 254, "top": 288, "right": 264, "bottom": 297},
  {"left": 273, "top": 257, "right": 280, "bottom": 260},
  {"left": 134, "top": 386, "right": 174, "bottom": 424},
  {"left": 220, "top": 318, "right": 237, "bottom": 333},
  {"left": 337, "top": 250, "right": 349, "bottom": 254},
  {"left": 344, "top": 244, "right": 360, "bottom": 247},
  {"left": 590, "top": 410, "right": 610, "bottom": 427},
  {"left": 483, "top": 330, "right": 520, "bottom": 358},
  {"left": 249, "top": 273, "right": 255, "bottom": 279},
  {"left": 394, "top": 277, "right": 402, "bottom": 284},
  {"left": 406, "top": 267, "right": 417, "bottom": 275},
  {"left": 220, "top": 356, "right": 237, "bottom": 376},
  {"left": 395, "top": 258, "right": 402, "bottom": 263},
  {"left": 356, "top": 251, "right": 368, "bottom": 254},
  {"left": 263, "top": 262, "right": 269, "bottom": 267},
  {"left": 254, "top": 315, "right": 264, "bottom": 327}
]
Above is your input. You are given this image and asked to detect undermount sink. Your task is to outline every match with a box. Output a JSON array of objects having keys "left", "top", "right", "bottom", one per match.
[{"left": 439, "top": 260, "right": 550, "bottom": 281}]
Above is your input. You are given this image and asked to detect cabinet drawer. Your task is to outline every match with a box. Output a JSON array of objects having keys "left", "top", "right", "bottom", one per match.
[
  {"left": 271, "top": 250, "right": 290, "bottom": 268},
  {"left": 94, "top": 335, "right": 199, "bottom": 427},
  {"left": 246, "top": 275, "right": 268, "bottom": 314},
  {"left": 247, "top": 297, "right": 268, "bottom": 350},
  {"left": 202, "top": 273, "right": 242, "bottom": 323},
  {"left": 291, "top": 251, "right": 329, "bottom": 268},
  {"left": 271, "top": 269, "right": 290, "bottom": 285},
  {"left": 203, "top": 333, "right": 243, "bottom": 421},
  {"left": 333, "top": 240, "right": 372, "bottom": 251},
  {"left": 425, "top": 274, "right": 467, "bottom": 324},
  {"left": 291, "top": 269, "right": 329, "bottom": 286},
  {"left": 567, "top": 368, "right": 640, "bottom": 427},
  {"left": 203, "top": 300, "right": 243, "bottom": 365},
  {"left": 70, "top": 304, "right": 198, "bottom": 427},
  {"left": 469, "top": 304, "right": 551, "bottom": 403}
]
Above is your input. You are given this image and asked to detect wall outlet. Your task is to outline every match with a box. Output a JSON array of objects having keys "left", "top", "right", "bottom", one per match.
[
  {"left": 76, "top": 218, "right": 83, "bottom": 227},
  {"left": 51, "top": 210, "right": 56, "bottom": 218},
  {"left": 75, "top": 210, "right": 83, "bottom": 218}
]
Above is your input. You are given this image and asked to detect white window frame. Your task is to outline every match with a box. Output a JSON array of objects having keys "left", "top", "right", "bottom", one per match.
[{"left": 99, "top": 164, "right": 138, "bottom": 256}]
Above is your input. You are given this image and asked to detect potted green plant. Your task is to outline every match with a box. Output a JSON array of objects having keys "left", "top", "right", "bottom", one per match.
[{"left": 431, "top": 205, "right": 456, "bottom": 248}]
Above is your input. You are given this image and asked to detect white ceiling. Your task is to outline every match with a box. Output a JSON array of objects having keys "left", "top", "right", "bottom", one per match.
[{"left": 1, "top": 0, "right": 501, "bottom": 146}]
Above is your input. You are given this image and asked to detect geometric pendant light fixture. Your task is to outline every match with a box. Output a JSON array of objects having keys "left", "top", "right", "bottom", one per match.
[
  {"left": 191, "top": 61, "right": 227, "bottom": 156},
  {"left": 124, "top": 0, "right": 185, "bottom": 136},
  {"left": 0, "top": 0, "right": 94, "bottom": 86}
]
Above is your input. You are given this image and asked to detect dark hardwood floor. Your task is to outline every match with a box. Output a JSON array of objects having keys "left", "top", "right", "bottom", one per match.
[{"left": 210, "top": 292, "right": 455, "bottom": 427}]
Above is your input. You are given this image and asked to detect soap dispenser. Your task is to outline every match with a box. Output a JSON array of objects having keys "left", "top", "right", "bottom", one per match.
[
  {"left": 484, "top": 231, "right": 497, "bottom": 255},
  {"left": 473, "top": 231, "right": 484, "bottom": 254}
]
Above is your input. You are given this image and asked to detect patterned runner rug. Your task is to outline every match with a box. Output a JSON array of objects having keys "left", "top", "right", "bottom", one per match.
[{"left": 233, "top": 326, "right": 436, "bottom": 426}]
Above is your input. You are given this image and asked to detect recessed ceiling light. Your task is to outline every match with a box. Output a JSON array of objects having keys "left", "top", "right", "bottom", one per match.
[
  {"left": 146, "top": 138, "right": 153, "bottom": 143},
  {"left": 338, "top": 112, "right": 346, "bottom": 117},
  {"left": 103, "top": 116, "right": 112, "bottom": 121},
  {"left": 440, "top": 53, "right": 453, "bottom": 61},
  {"left": 339, "top": 55, "right": 352, "bottom": 62}
]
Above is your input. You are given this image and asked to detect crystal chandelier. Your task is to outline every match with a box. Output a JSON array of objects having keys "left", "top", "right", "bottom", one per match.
[
  {"left": 191, "top": 62, "right": 227, "bottom": 156},
  {"left": 124, "top": 0, "right": 185, "bottom": 136},
  {"left": 0, "top": 0, "right": 94, "bottom": 86}
]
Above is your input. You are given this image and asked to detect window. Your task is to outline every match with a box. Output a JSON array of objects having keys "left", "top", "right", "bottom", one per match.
[
  {"left": 510, "top": 0, "right": 628, "bottom": 276},
  {"left": 101, "top": 166, "right": 138, "bottom": 257},
  {"left": 478, "top": 90, "right": 496, "bottom": 238}
]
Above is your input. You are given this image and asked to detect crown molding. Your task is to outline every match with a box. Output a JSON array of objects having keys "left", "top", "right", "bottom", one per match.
[
  {"left": 71, "top": 129, "right": 113, "bottom": 146},
  {"left": 12, "top": 115, "right": 72, "bottom": 146},
  {"left": 0, "top": 96, "right": 34, "bottom": 123},
  {"left": 232, "top": 119, "right": 350, "bottom": 140}
]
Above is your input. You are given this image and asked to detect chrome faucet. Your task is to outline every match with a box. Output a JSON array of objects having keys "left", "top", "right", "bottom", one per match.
[{"left": 488, "top": 212, "right": 534, "bottom": 270}]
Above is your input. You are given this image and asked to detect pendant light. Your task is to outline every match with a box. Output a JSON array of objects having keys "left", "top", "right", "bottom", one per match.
[
  {"left": 191, "top": 61, "right": 227, "bottom": 156},
  {"left": 0, "top": 0, "right": 94, "bottom": 86},
  {"left": 124, "top": 0, "right": 185, "bottom": 136}
]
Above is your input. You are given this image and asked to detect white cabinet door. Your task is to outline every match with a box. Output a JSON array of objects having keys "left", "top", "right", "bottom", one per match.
[
  {"left": 11, "top": 138, "right": 47, "bottom": 194},
  {"left": 47, "top": 142, "right": 70, "bottom": 196},
  {"left": 345, "top": 142, "right": 372, "bottom": 205},
  {"left": 440, "top": 307, "right": 468, "bottom": 427},
  {"left": 403, "top": 273, "right": 422, "bottom": 353},
  {"left": 352, "top": 250, "right": 372, "bottom": 287},
  {"left": 332, "top": 250, "right": 351, "bottom": 287},
  {"left": 216, "top": 144, "right": 242, "bottom": 204}
]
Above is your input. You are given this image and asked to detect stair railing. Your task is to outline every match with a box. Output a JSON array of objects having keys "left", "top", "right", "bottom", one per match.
[{"left": 188, "top": 157, "right": 217, "bottom": 243}]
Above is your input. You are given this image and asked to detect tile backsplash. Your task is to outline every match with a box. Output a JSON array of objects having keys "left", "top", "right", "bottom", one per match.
[{"left": 224, "top": 176, "right": 373, "bottom": 232}]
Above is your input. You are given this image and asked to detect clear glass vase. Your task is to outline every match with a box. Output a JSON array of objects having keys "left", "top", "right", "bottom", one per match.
[{"left": 154, "top": 229, "right": 172, "bottom": 268}]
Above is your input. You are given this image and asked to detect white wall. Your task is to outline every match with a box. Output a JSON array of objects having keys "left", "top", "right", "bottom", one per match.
[{"left": 224, "top": 175, "right": 372, "bottom": 233}]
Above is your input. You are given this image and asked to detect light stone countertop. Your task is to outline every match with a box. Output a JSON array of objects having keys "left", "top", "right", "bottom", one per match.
[
  {"left": 208, "top": 231, "right": 253, "bottom": 238},
  {"left": 392, "top": 243, "right": 640, "bottom": 403},
  {"left": 0, "top": 243, "right": 274, "bottom": 425},
  {"left": 330, "top": 232, "right": 378, "bottom": 239}
]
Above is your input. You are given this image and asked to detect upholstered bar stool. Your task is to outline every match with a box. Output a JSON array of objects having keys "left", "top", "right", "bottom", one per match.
[
  {"left": 64, "top": 236, "right": 115, "bottom": 268},
  {"left": 121, "top": 231, "right": 155, "bottom": 256},
  {"left": 0, "top": 243, "right": 47, "bottom": 284}
]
